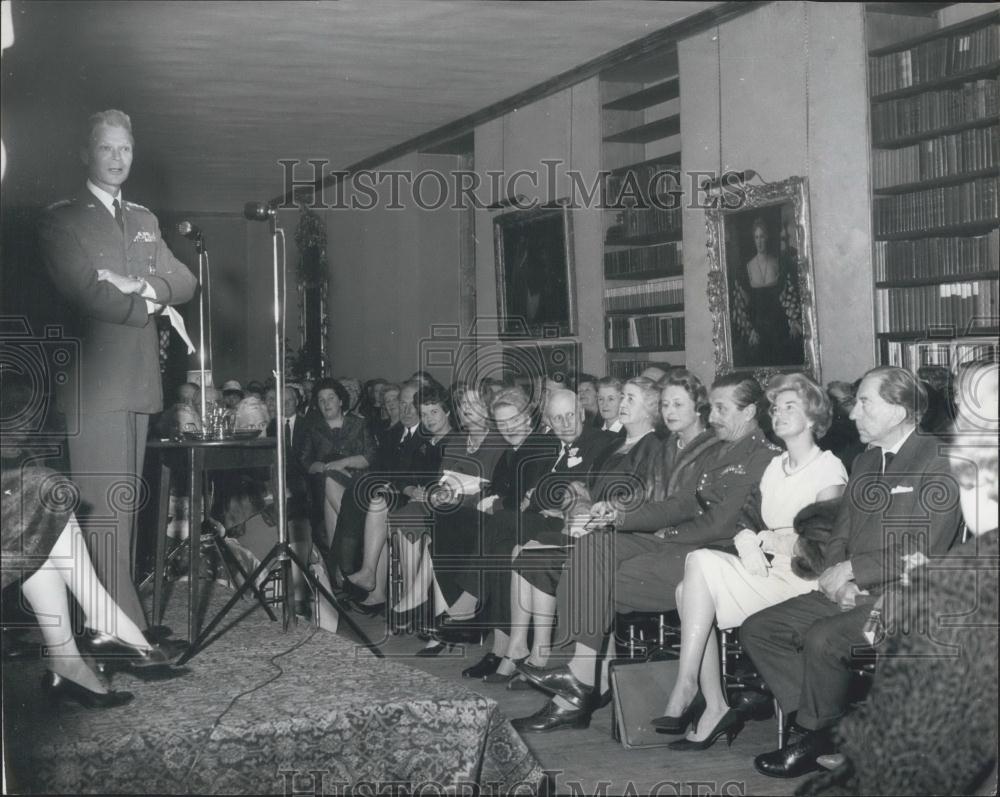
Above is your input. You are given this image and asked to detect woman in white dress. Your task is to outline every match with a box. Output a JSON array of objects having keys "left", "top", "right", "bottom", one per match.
[{"left": 653, "top": 372, "right": 848, "bottom": 749}]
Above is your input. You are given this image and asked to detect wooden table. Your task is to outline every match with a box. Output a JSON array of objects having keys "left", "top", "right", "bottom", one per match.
[{"left": 146, "top": 436, "right": 278, "bottom": 643}]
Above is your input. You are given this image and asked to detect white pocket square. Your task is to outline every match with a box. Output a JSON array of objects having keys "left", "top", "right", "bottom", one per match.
[{"left": 890, "top": 485, "right": 914, "bottom": 495}]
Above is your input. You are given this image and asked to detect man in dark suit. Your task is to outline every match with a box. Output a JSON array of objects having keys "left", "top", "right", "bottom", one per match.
[
  {"left": 39, "top": 110, "right": 197, "bottom": 632},
  {"left": 742, "top": 366, "right": 963, "bottom": 778}
]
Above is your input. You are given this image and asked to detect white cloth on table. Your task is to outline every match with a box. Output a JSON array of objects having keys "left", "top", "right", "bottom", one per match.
[{"left": 693, "top": 449, "right": 848, "bottom": 630}]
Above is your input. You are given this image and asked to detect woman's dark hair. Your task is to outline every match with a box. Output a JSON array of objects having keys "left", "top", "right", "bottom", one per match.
[
  {"left": 575, "top": 372, "right": 599, "bottom": 391},
  {"left": 312, "top": 377, "right": 349, "bottom": 409},
  {"left": 663, "top": 368, "right": 710, "bottom": 426},
  {"left": 417, "top": 384, "right": 451, "bottom": 415}
]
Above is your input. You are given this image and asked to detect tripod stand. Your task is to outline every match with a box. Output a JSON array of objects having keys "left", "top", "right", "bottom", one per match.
[{"left": 177, "top": 208, "right": 382, "bottom": 664}]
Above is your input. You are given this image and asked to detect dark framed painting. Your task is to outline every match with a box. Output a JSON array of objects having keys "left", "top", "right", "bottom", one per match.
[
  {"left": 706, "top": 176, "right": 821, "bottom": 382},
  {"left": 493, "top": 203, "right": 576, "bottom": 338}
]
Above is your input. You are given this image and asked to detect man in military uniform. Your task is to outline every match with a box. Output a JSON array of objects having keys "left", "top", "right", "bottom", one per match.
[{"left": 39, "top": 109, "right": 197, "bottom": 633}]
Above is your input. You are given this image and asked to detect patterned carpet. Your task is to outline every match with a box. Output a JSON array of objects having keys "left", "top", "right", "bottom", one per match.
[{"left": 2, "top": 585, "right": 545, "bottom": 794}]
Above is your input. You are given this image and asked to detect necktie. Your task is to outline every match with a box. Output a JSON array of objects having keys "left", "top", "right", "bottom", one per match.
[
  {"left": 113, "top": 197, "right": 125, "bottom": 235},
  {"left": 883, "top": 451, "right": 895, "bottom": 474},
  {"left": 553, "top": 442, "right": 570, "bottom": 471},
  {"left": 401, "top": 427, "right": 411, "bottom": 446},
  {"left": 285, "top": 419, "right": 292, "bottom": 445}
]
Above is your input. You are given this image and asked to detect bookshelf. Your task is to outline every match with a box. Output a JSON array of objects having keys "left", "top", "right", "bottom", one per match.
[
  {"left": 867, "top": 7, "right": 1000, "bottom": 370},
  {"left": 600, "top": 46, "right": 685, "bottom": 379}
]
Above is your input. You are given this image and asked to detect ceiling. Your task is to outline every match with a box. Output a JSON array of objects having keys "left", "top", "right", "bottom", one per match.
[{"left": 0, "top": 0, "right": 720, "bottom": 212}]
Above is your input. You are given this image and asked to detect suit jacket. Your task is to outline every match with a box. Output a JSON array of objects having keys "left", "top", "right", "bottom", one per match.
[
  {"left": 824, "top": 430, "right": 963, "bottom": 593},
  {"left": 266, "top": 413, "right": 309, "bottom": 497},
  {"left": 527, "top": 425, "right": 618, "bottom": 513},
  {"left": 620, "top": 429, "right": 776, "bottom": 546},
  {"left": 39, "top": 190, "right": 197, "bottom": 415}
]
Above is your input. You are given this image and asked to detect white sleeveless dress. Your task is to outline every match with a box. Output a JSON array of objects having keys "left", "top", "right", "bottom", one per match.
[{"left": 691, "top": 449, "right": 847, "bottom": 629}]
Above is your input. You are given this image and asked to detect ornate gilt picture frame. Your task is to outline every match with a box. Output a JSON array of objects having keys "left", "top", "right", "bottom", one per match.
[{"left": 706, "top": 176, "right": 820, "bottom": 382}]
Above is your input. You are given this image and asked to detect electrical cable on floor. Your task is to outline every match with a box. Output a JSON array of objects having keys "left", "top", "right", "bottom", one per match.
[{"left": 183, "top": 627, "right": 320, "bottom": 784}]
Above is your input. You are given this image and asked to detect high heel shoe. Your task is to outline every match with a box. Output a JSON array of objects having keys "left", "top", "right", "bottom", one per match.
[
  {"left": 651, "top": 691, "right": 706, "bottom": 734},
  {"left": 481, "top": 655, "right": 527, "bottom": 683},
  {"left": 415, "top": 640, "right": 453, "bottom": 657},
  {"left": 343, "top": 575, "right": 374, "bottom": 601},
  {"left": 667, "top": 709, "right": 744, "bottom": 751},
  {"left": 41, "top": 670, "right": 134, "bottom": 709}
]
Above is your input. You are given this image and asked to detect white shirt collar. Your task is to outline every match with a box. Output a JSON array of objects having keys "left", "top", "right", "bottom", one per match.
[
  {"left": 880, "top": 426, "right": 914, "bottom": 470},
  {"left": 602, "top": 419, "right": 623, "bottom": 433},
  {"left": 86, "top": 179, "right": 121, "bottom": 217},
  {"left": 403, "top": 423, "right": 419, "bottom": 438}
]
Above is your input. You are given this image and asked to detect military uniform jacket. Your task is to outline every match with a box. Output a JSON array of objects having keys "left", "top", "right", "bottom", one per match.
[
  {"left": 38, "top": 189, "right": 197, "bottom": 415},
  {"left": 620, "top": 429, "right": 777, "bottom": 546}
]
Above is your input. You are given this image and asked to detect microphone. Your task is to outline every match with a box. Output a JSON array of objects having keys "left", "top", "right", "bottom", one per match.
[
  {"left": 177, "top": 221, "right": 203, "bottom": 239},
  {"left": 243, "top": 201, "right": 276, "bottom": 222}
]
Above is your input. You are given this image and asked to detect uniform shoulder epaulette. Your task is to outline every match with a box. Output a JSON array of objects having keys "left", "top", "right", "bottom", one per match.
[
  {"left": 124, "top": 200, "right": 150, "bottom": 212},
  {"left": 44, "top": 198, "right": 75, "bottom": 211}
]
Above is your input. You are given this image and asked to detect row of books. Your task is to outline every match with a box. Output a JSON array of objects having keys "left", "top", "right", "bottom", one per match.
[
  {"left": 871, "top": 79, "right": 998, "bottom": 145},
  {"left": 871, "top": 125, "right": 997, "bottom": 188},
  {"left": 608, "top": 359, "right": 672, "bottom": 380},
  {"left": 872, "top": 176, "right": 998, "bottom": 235},
  {"left": 875, "top": 279, "right": 999, "bottom": 333},
  {"left": 606, "top": 162, "right": 680, "bottom": 206},
  {"left": 874, "top": 230, "right": 999, "bottom": 282},
  {"left": 883, "top": 337, "right": 999, "bottom": 371},
  {"left": 606, "top": 206, "right": 683, "bottom": 242},
  {"left": 868, "top": 22, "right": 999, "bottom": 98},
  {"left": 606, "top": 314, "right": 685, "bottom": 350},
  {"left": 604, "top": 241, "right": 682, "bottom": 278},
  {"left": 603, "top": 277, "right": 683, "bottom": 311}
]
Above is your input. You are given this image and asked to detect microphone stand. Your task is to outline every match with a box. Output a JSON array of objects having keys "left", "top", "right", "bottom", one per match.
[
  {"left": 178, "top": 210, "right": 382, "bottom": 663},
  {"left": 193, "top": 234, "right": 209, "bottom": 426}
]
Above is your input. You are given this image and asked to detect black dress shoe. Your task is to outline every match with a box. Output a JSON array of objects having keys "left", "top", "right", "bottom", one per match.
[
  {"left": 41, "top": 671, "right": 134, "bottom": 709},
  {"left": 651, "top": 691, "right": 706, "bottom": 734},
  {"left": 79, "top": 630, "right": 186, "bottom": 670},
  {"left": 754, "top": 728, "right": 836, "bottom": 779},
  {"left": 461, "top": 652, "right": 502, "bottom": 678},
  {"left": 515, "top": 663, "right": 593, "bottom": 709},
  {"left": 511, "top": 699, "right": 591, "bottom": 733}
]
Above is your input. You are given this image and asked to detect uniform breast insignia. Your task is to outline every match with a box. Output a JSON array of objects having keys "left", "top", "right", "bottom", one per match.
[
  {"left": 133, "top": 230, "right": 157, "bottom": 243},
  {"left": 44, "top": 198, "right": 74, "bottom": 211},
  {"left": 720, "top": 464, "right": 746, "bottom": 476},
  {"left": 125, "top": 200, "right": 150, "bottom": 212}
]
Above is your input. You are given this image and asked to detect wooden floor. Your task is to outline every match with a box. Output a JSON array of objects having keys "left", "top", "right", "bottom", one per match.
[{"left": 344, "top": 610, "right": 803, "bottom": 796}]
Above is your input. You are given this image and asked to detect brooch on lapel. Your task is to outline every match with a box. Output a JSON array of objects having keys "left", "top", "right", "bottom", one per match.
[{"left": 133, "top": 231, "right": 157, "bottom": 243}]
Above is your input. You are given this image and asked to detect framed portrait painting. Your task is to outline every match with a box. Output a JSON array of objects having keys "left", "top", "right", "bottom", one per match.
[
  {"left": 493, "top": 203, "right": 577, "bottom": 339},
  {"left": 706, "top": 176, "right": 820, "bottom": 381}
]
